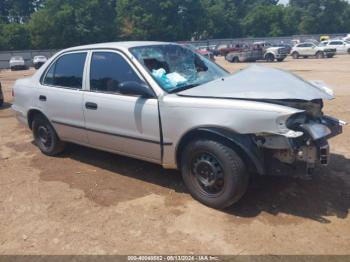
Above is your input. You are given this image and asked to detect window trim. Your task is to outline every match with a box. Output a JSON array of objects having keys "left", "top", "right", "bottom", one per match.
[
  {"left": 86, "top": 49, "right": 156, "bottom": 97},
  {"left": 40, "top": 51, "right": 88, "bottom": 90}
]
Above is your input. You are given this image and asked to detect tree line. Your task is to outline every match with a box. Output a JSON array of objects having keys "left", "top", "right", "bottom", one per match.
[{"left": 0, "top": 0, "right": 350, "bottom": 51}]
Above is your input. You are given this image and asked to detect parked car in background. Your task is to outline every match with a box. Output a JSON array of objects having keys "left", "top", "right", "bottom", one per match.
[
  {"left": 225, "top": 49, "right": 262, "bottom": 63},
  {"left": 271, "top": 44, "right": 292, "bottom": 54},
  {"left": 33, "top": 56, "right": 48, "bottom": 69},
  {"left": 262, "top": 45, "right": 289, "bottom": 62},
  {"left": 196, "top": 48, "right": 215, "bottom": 61},
  {"left": 12, "top": 42, "right": 345, "bottom": 209},
  {"left": 291, "top": 42, "right": 336, "bottom": 59},
  {"left": 0, "top": 81, "right": 3, "bottom": 107},
  {"left": 226, "top": 44, "right": 288, "bottom": 63},
  {"left": 326, "top": 40, "right": 350, "bottom": 54},
  {"left": 217, "top": 44, "right": 244, "bottom": 56},
  {"left": 180, "top": 44, "right": 215, "bottom": 61},
  {"left": 9, "top": 56, "right": 26, "bottom": 71},
  {"left": 320, "top": 35, "right": 330, "bottom": 42}
]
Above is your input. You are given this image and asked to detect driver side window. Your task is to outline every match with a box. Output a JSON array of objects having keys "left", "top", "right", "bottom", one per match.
[{"left": 89, "top": 52, "right": 143, "bottom": 94}]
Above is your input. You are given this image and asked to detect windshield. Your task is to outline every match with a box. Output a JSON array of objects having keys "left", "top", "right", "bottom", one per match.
[{"left": 130, "top": 44, "right": 228, "bottom": 93}]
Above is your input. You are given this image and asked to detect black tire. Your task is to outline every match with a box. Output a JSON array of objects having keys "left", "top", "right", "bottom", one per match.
[
  {"left": 32, "top": 115, "right": 65, "bottom": 156},
  {"left": 0, "top": 99, "right": 3, "bottom": 107},
  {"left": 292, "top": 52, "right": 299, "bottom": 59},
  {"left": 316, "top": 51, "right": 324, "bottom": 59},
  {"left": 277, "top": 58, "right": 285, "bottom": 62},
  {"left": 265, "top": 53, "right": 275, "bottom": 62},
  {"left": 233, "top": 56, "right": 239, "bottom": 63},
  {"left": 348, "top": 48, "right": 350, "bottom": 54},
  {"left": 327, "top": 54, "right": 334, "bottom": 58},
  {"left": 181, "top": 139, "right": 249, "bottom": 209}
]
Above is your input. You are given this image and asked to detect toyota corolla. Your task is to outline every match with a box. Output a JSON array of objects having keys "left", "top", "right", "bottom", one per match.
[{"left": 12, "top": 42, "right": 345, "bottom": 209}]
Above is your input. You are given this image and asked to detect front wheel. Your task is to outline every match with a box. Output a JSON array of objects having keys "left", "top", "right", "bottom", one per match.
[
  {"left": 181, "top": 139, "right": 249, "bottom": 209},
  {"left": 232, "top": 57, "right": 240, "bottom": 63},
  {"left": 32, "top": 115, "right": 66, "bottom": 156},
  {"left": 292, "top": 52, "right": 299, "bottom": 59},
  {"left": 265, "top": 54, "right": 275, "bottom": 62},
  {"left": 316, "top": 51, "right": 324, "bottom": 59}
]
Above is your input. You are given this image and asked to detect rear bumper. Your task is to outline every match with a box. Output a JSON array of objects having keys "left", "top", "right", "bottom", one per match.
[{"left": 12, "top": 105, "right": 28, "bottom": 127}]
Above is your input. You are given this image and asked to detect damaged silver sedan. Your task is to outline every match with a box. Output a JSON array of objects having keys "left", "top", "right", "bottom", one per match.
[{"left": 12, "top": 42, "right": 345, "bottom": 209}]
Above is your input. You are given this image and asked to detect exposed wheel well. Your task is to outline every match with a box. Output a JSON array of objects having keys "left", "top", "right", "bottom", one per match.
[
  {"left": 27, "top": 109, "right": 49, "bottom": 130},
  {"left": 176, "top": 128, "right": 264, "bottom": 175}
]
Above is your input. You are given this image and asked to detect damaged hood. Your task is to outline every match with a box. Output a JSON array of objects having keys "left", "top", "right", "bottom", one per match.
[{"left": 179, "top": 65, "right": 334, "bottom": 101}]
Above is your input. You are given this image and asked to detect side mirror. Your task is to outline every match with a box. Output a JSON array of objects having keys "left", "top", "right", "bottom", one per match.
[{"left": 119, "top": 81, "right": 154, "bottom": 98}]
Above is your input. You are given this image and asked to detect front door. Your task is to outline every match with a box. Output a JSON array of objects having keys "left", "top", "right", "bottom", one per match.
[{"left": 83, "top": 51, "right": 161, "bottom": 163}]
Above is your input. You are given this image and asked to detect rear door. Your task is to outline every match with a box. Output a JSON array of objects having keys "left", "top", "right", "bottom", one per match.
[
  {"left": 329, "top": 41, "right": 346, "bottom": 53},
  {"left": 83, "top": 50, "right": 161, "bottom": 163},
  {"left": 37, "top": 52, "right": 88, "bottom": 144}
]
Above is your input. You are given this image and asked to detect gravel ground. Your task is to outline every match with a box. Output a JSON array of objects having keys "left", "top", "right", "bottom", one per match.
[{"left": 0, "top": 55, "right": 349, "bottom": 255}]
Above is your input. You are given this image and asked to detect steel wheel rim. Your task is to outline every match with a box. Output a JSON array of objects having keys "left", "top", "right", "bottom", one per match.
[
  {"left": 190, "top": 152, "right": 225, "bottom": 196},
  {"left": 37, "top": 125, "right": 52, "bottom": 148}
]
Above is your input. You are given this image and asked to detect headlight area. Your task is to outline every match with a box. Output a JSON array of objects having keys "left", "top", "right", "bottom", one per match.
[{"left": 253, "top": 112, "right": 345, "bottom": 178}]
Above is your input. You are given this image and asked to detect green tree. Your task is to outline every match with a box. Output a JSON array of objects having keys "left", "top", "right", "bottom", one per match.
[
  {"left": 242, "top": 4, "right": 287, "bottom": 37},
  {"left": 29, "top": 0, "right": 117, "bottom": 49},
  {"left": 0, "top": 23, "right": 31, "bottom": 50},
  {"left": 117, "top": 0, "right": 205, "bottom": 41}
]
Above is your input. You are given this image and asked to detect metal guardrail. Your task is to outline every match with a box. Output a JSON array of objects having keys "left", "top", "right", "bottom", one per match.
[
  {"left": 188, "top": 33, "right": 347, "bottom": 48},
  {"left": 0, "top": 33, "right": 348, "bottom": 69}
]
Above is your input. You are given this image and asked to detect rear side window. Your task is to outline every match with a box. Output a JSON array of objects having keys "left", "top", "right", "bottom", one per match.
[
  {"left": 329, "top": 41, "right": 342, "bottom": 45},
  {"left": 43, "top": 52, "right": 87, "bottom": 89},
  {"left": 89, "top": 52, "right": 143, "bottom": 94}
]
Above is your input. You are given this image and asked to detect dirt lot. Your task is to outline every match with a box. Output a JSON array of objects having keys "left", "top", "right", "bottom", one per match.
[{"left": 0, "top": 56, "right": 349, "bottom": 255}]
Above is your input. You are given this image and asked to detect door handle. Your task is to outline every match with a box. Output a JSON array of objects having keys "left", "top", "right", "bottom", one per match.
[
  {"left": 85, "top": 102, "right": 98, "bottom": 110},
  {"left": 39, "top": 95, "right": 46, "bottom": 101}
]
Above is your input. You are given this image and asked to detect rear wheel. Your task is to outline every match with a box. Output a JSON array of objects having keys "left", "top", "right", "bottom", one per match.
[
  {"left": 233, "top": 57, "right": 239, "bottom": 63},
  {"left": 181, "top": 139, "right": 249, "bottom": 209},
  {"left": 32, "top": 115, "right": 65, "bottom": 156},
  {"left": 348, "top": 48, "right": 350, "bottom": 54}
]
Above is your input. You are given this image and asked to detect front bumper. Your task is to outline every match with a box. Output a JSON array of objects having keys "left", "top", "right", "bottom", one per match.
[
  {"left": 259, "top": 116, "right": 345, "bottom": 177},
  {"left": 275, "top": 54, "right": 288, "bottom": 59}
]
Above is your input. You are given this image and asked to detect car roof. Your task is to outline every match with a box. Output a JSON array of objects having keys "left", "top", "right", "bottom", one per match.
[{"left": 62, "top": 41, "right": 171, "bottom": 53}]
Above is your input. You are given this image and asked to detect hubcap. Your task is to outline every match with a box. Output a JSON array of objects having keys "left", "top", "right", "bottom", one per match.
[{"left": 191, "top": 153, "right": 224, "bottom": 195}]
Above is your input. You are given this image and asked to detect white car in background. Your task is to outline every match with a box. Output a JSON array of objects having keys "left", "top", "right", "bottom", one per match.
[
  {"left": 9, "top": 56, "right": 26, "bottom": 71},
  {"left": 326, "top": 40, "right": 350, "bottom": 54},
  {"left": 291, "top": 42, "right": 336, "bottom": 59},
  {"left": 33, "top": 56, "right": 48, "bottom": 69}
]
